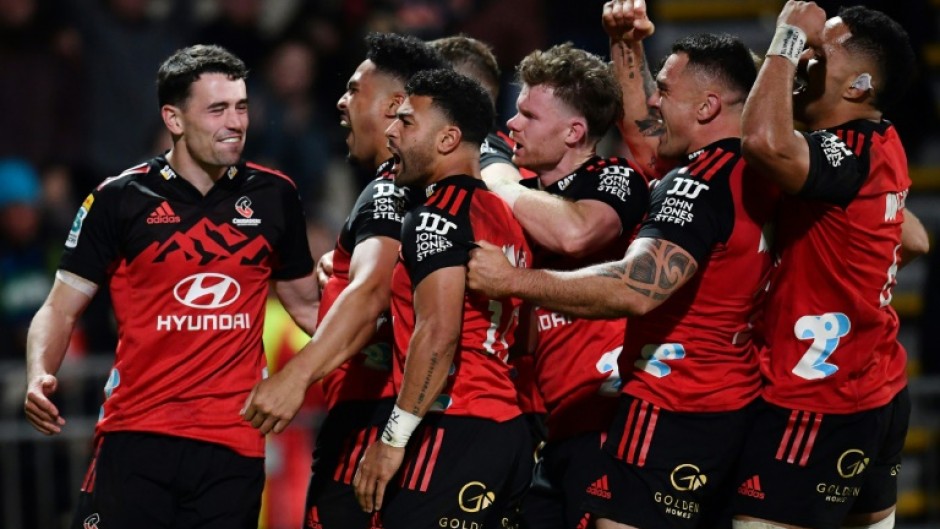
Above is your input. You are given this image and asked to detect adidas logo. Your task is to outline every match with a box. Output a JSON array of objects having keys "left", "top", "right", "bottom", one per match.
[
  {"left": 586, "top": 475, "right": 612, "bottom": 499},
  {"left": 147, "top": 201, "right": 181, "bottom": 224},
  {"left": 737, "top": 475, "right": 766, "bottom": 500}
]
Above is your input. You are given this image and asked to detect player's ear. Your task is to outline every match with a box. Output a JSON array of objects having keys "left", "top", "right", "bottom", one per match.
[
  {"left": 565, "top": 117, "right": 588, "bottom": 147},
  {"left": 385, "top": 92, "right": 406, "bottom": 118},
  {"left": 162, "top": 105, "right": 184, "bottom": 135},
  {"left": 698, "top": 92, "right": 721, "bottom": 122},
  {"left": 438, "top": 125, "right": 463, "bottom": 155}
]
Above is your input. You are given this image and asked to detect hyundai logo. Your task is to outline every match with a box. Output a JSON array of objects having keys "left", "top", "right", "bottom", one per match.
[{"left": 173, "top": 273, "right": 241, "bottom": 309}]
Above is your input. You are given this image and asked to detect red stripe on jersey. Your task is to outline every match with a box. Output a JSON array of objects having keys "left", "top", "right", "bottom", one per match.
[
  {"left": 419, "top": 428, "right": 445, "bottom": 491},
  {"left": 246, "top": 161, "right": 297, "bottom": 188},
  {"left": 688, "top": 148, "right": 725, "bottom": 173},
  {"left": 846, "top": 130, "right": 856, "bottom": 149},
  {"left": 776, "top": 409, "right": 800, "bottom": 461},
  {"left": 448, "top": 189, "right": 468, "bottom": 216},
  {"left": 701, "top": 152, "right": 736, "bottom": 182},
  {"left": 853, "top": 134, "right": 866, "bottom": 156},
  {"left": 407, "top": 428, "right": 434, "bottom": 490},
  {"left": 626, "top": 402, "right": 650, "bottom": 465},
  {"left": 617, "top": 399, "right": 641, "bottom": 460},
  {"left": 836, "top": 130, "right": 845, "bottom": 141},
  {"left": 80, "top": 437, "right": 104, "bottom": 492},
  {"left": 799, "top": 414, "right": 823, "bottom": 466},
  {"left": 787, "top": 411, "right": 812, "bottom": 464},
  {"left": 333, "top": 430, "right": 356, "bottom": 482},
  {"left": 343, "top": 427, "right": 372, "bottom": 484},
  {"left": 431, "top": 185, "right": 456, "bottom": 210},
  {"left": 637, "top": 405, "right": 659, "bottom": 466}
]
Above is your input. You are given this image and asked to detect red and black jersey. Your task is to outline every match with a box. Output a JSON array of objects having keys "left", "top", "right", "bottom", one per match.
[
  {"left": 522, "top": 157, "right": 650, "bottom": 441},
  {"left": 762, "top": 119, "right": 909, "bottom": 413},
  {"left": 624, "top": 138, "right": 779, "bottom": 412},
  {"left": 319, "top": 159, "right": 410, "bottom": 409},
  {"left": 59, "top": 156, "right": 314, "bottom": 457},
  {"left": 390, "top": 175, "right": 530, "bottom": 422}
]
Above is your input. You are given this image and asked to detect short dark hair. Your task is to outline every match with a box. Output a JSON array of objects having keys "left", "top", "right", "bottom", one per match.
[
  {"left": 406, "top": 69, "right": 494, "bottom": 146},
  {"left": 517, "top": 43, "right": 622, "bottom": 141},
  {"left": 839, "top": 6, "right": 915, "bottom": 111},
  {"left": 670, "top": 33, "right": 757, "bottom": 100},
  {"left": 430, "top": 35, "right": 501, "bottom": 102},
  {"left": 157, "top": 44, "right": 248, "bottom": 107},
  {"left": 365, "top": 32, "right": 449, "bottom": 83}
]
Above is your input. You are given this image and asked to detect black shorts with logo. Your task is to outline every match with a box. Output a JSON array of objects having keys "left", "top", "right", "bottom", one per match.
[
  {"left": 583, "top": 394, "right": 756, "bottom": 529},
  {"left": 71, "top": 432, "right": 264, "bottom": 529},
  {"left": 731, "top": 388, "right": 910, "bottom": 529},
  {"left": 520, "top": 431, "right": 607, "bottom": 529},
  {"left": 304, "top": 398, "right": 394, "bottom": 529},
  {"left": 381, "top": 414, "right": 533, "bottom": 529}
]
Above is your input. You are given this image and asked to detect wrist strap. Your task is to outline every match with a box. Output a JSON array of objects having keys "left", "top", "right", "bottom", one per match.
[
  {"left": 767, "top": 24, "right": 807, "bottom": 66},
  {"left": 381, "top": 405, "right": 422, "bottom": 448}
]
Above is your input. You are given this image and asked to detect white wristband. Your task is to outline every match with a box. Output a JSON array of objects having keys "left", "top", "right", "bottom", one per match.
[
  {"left": 381, "top": 405, "right": 422, "bottom": 448},
  {"left": 767, "top": 24, "right": 807, "bottom": 66}
]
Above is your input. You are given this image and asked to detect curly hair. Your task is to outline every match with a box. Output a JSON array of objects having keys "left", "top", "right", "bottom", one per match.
[
  {"left": 516, "top": 43, "right": 622, "bottom": 141},
  {"left": 406, "top": 69, "right": 494, "bottom": 146},
  {"left": 157, "top": 44, "right": 248, "bottom": 108},
  {"left": 365, "top": 32, "right": 449, "bottom": 83}
]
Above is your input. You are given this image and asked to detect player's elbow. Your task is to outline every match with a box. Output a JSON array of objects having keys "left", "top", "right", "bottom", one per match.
[
  {"left": 741, "top": 134, "right": 803, "bottom": 195},
  {"left": 556, "top": 227, "right": 600, "bottom": 259}
]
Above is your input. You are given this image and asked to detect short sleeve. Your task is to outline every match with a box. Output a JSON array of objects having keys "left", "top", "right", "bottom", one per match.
[
  {"left": 568, "top": 160, "right": 650, "bottom": 232},
  {"left": 799, "top": 130, "right": 865, "bottom": 208},
  {"left": 400, "top": 206, "right": 475, "bottom": 288},
  {"left": 270, "top": 184, "right": 315, "bottom": 280},
  {"left": 636, "top": 168, "right": 734, "bottom": 264},
  {"left": 58, "top": 185, "right": 123, "bottom": 285},
  {"left": 351, "top": 179, "right": 410, "bottom": 246}
]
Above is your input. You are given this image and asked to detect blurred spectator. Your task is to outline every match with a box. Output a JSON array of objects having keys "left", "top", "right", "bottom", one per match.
[
  {"left": 0, "top": 159, "right": 53, "bottom": 360},
  {"left": 0, "top": 0, "right": 82, "bottom": 168},
  {"left": 246, "top": 39, "right": 332, "bottom": 211},
  {"left": 63, "top": 0, "right": 194, "bottom": 179},
  {"left": 195, "top": 0, "right": 270, "bottom": 72}
]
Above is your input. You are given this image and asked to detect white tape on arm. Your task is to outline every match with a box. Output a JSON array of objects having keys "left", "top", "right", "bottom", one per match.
[
  {"left": 55, "top": 270, "right": 98, "bottom": 298},
  {"left": 767, "top": 25, "right": 807, "bottom": 66},
  {"left": 381, "top": 405, "right": 422, "bottom": 448}
]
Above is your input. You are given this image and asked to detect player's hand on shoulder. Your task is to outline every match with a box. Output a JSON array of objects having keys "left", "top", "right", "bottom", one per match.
[
  {"left": 24, "top": 374, "right": 65, "bottom": 435},
  {"left": 467, "top": 240, "right": 517, "bottom": 299},
  {"left": 240, "top": 368, "right": 307, "bottom": 434}
]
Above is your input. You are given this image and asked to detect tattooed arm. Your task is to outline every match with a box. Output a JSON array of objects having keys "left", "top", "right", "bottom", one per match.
[
  {"left": 603, "top": 0, "right": 664, "bottom": 175},
  {"left": 468, "top": 237, "right": 697, "bottom": 319}
]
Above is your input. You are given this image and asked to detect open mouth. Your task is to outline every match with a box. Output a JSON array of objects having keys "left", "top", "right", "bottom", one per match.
[{"left": 390, "top": 153, "right": 401, "bottom": 175}]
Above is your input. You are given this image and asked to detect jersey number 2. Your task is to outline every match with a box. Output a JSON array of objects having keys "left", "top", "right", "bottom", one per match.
[{"left": 792, "top": 313, "right": 851, "bottom": 380}]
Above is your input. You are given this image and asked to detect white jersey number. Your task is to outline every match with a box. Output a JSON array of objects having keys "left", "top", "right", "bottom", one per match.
[{"left": 792, "top": 312, "right": 851, "bottom": 380}]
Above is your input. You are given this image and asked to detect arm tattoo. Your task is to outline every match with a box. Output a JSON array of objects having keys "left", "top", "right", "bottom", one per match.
[
  {"left": 597, "top": 261, "right": 627, "bottom": 280},
  {"left": 413, "top": 353, "right": 439, "bottom": 415},
  {"left": 614, "top": 240, "right": 697, "bottom": 302}
]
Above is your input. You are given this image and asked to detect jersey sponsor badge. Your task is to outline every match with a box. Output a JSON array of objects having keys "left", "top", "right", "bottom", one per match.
[
  {"left": 595, "top": 164, "right": 634, "bottom": 202},
  {"left": 414, "top": 211, "right": 457, "bottom": 261},
  {"left": 66, "top": 193, "right": 94, "bottom": 248},
  {"left": 233, "top": 196, "right": 261, "bottom": 226}
]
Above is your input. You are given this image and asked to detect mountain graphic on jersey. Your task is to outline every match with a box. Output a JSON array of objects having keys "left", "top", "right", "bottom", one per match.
[{"left": 138, "top": 218, "right": 272, "bottom": 266}]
